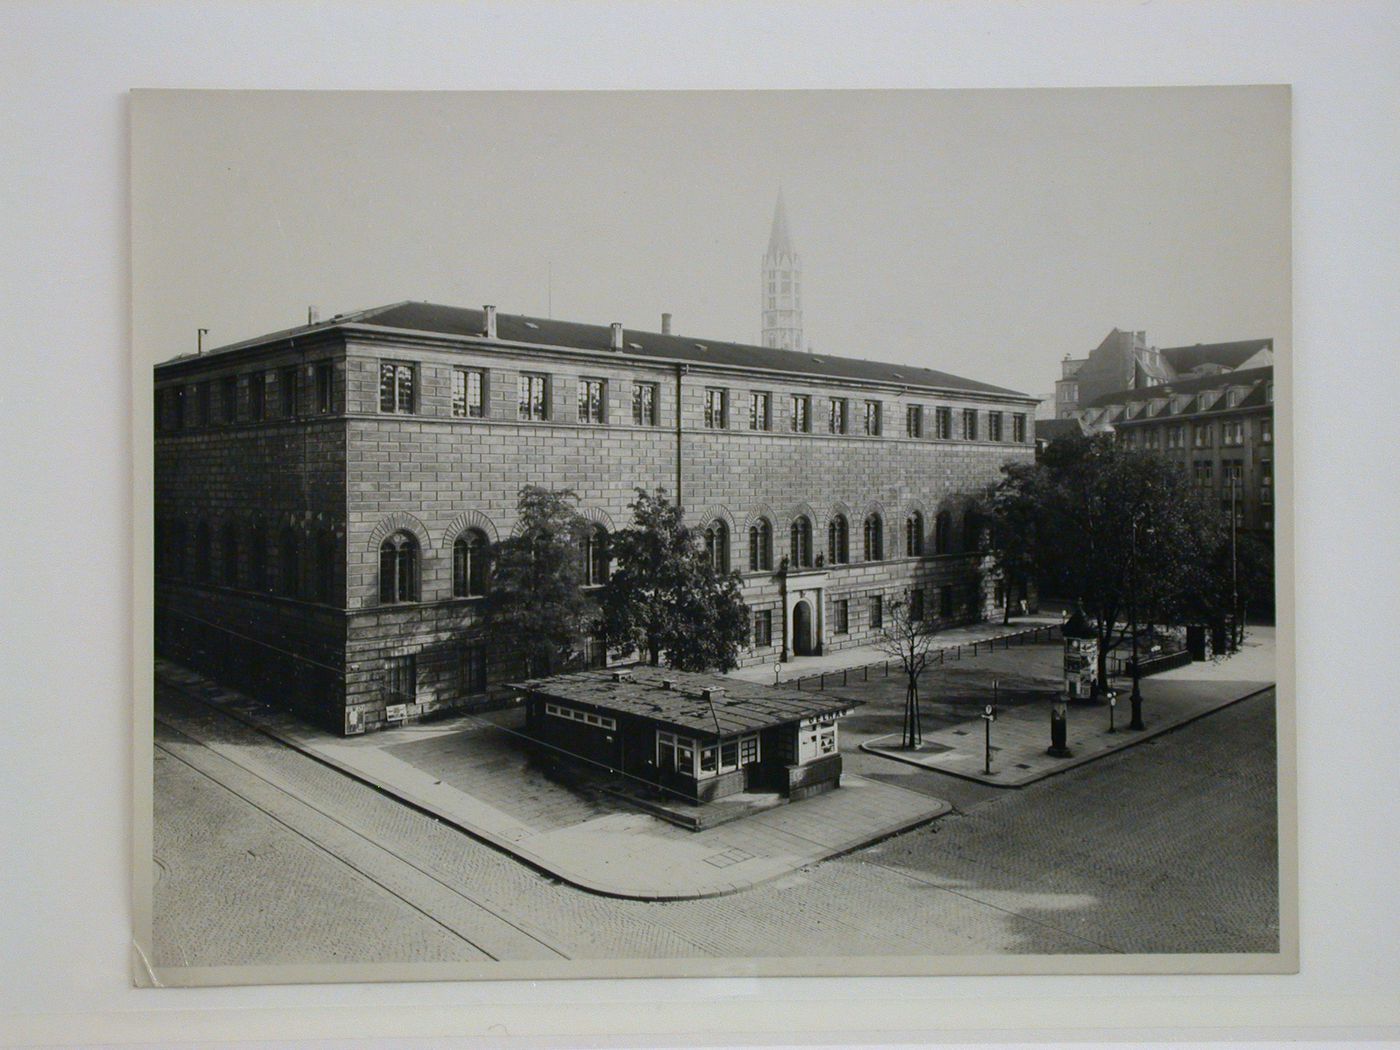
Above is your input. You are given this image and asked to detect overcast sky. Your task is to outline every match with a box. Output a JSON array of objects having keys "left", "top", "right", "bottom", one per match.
[{"left": 133, "top": 88, "right": 1290, "bottom": 401}]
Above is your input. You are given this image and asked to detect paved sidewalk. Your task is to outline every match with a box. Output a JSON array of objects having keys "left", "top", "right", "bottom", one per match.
[
  {"left": 725, "top": 614, "right": 1063, "bottom": 685},
  {"left": 156, "top": 661, "right": 949, "bottom": 901},
  {"left": 862, "top": 626, "right": 1276, "bottom": 786}
]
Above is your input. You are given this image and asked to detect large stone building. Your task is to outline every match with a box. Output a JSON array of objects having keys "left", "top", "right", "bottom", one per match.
[
  {"left": 1054, "top": 328, "right": 1272, "bottom": 419},
  {"left": 154, "top": 301, "right": 1037, "bottom": 734}
]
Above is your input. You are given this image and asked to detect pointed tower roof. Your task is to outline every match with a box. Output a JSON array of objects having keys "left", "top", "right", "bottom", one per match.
[{"left": 767, "top": 190, "right": 795, "bottom": 256}]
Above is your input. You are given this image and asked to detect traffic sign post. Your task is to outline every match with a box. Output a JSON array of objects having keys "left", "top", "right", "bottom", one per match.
[
  {"left": 1107, "top": 688, "right": 1118, "bottom": 733},
  {"left": 982, "top": 679, "right": 999, "bottom": 775}
]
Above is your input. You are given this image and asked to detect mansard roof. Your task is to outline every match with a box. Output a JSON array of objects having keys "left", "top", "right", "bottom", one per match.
[{"left": 168, "top": 300, "right": 1033, "bottom": 400}]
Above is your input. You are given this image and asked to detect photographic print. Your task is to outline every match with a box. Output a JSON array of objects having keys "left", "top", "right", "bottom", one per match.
[{"left": 133, "top": 87, "right": 1293, "bottom": 985}]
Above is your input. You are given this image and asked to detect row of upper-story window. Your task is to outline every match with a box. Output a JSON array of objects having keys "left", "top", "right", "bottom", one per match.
[
  {"left": 155, "top": 360, "right": 335, "bottom": 431},
  {"left": 156, "top": 509, "right": 984, "bottom": 608},
  {"left": 1117, "top": 415, "right": 1272, "bottom": 450},
  {"left": 156, "top": 356, "right": 1031, "bottom": 442}
]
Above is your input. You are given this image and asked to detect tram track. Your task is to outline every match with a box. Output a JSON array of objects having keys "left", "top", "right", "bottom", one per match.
[{"left": 154, "top": 706, "right": 570, "bottom": 962}]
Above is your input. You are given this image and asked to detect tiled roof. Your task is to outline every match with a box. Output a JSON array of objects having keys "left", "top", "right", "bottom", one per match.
[
  {"left": 1159, "top": 339, "right": 1272, "bottom": 373},
  {"left": 1085, "top": 365, "right": 1273, "bottom": 409},
  {"left": 512, "top": 666, "right": 861, "bottom": 739},
  {"left": 169, "top": 300, "right": 1032, "bottom": 399}
]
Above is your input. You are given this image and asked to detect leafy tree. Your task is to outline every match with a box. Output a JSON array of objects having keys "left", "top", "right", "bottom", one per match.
[
  {"left": 482, "top": 486, "right": 594, "bottom": 677},
  {"left": 599, "top": 488, "right": 751, "bottom": 671},
  {"left": 980, "top": 460, "right": 1043, "bottom": 624},
  {"left": 1007, "top": 433, "right": 1222, "bottom": 694},
  {"left": 872, "top": 589, "right": 942, "bottom": 748}
]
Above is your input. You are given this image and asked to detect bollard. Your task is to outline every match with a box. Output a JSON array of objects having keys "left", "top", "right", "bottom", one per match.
[{"left": 843, "top": 668, "right": 848, "bottom": 686}]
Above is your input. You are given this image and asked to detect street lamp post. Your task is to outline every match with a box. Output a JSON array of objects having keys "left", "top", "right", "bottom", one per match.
[
  {"left": 1128, "top": 516, "right": 1146, "bottom": 731},
  {"left": 1107, "top": 688, "right": 1118, "bottom": 733}
]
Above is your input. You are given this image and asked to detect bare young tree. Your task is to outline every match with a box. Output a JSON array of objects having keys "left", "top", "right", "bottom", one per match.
[{"left": 872, "top": 588, "right": 942, "bottom": 748}]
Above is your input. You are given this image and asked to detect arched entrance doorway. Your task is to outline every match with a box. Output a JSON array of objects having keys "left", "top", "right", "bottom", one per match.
[{"left": 792, "top": 600, "right": 816, "bottom": 656}]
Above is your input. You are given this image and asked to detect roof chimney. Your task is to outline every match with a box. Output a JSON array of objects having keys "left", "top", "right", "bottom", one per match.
[
  {"left": 610, "top": 669, "right": 632, "bottom": 682},
  {"left": 483, "top": 305, "right": 498, "bottom": 340},
  {"left": 661, "top": 312, "right": 672, "bottom": 336},
  {"left": 660, "top": 678, "right": 677, "bottom": 690},
  {"left": 308, "top": 305, "right": 320, "bottom": 325},
  {"left": 610, "top": 322, "right": 624, "bottom": 350},
  {"left": 702, "top": 687, "right": 725, "bottom": 703}
]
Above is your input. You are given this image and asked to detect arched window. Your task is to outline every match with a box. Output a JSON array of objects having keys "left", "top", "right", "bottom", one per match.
[
  {"left": 249, "top": 523, "right": 267, "bottom": 591},
  {"left": 704, "top": 521, "right": 729, "bottom": 574},
  {"left": 748, "top": 518, "right": 772, "bottom": 571},
  {"left": 221, "top": 522, "right": 239, "bottom": 586},
  {"left": 279, "top": 527, "right": 301, "bottom": 597},
  {"left": 827, "top": 514, "right": 849, "bottom": 565},
  {"left": 934, "top": 511, "right": 951, "bottom": 555},
  {"left": 581, "top": 525, "right": 609, "bottom": 587},
  {"left": 453, "top": 528, "right": 489, "bottom": 597},
  {"left": 863, "top": 513, "right": 884, "bottom": 561},
  {"left": 378, "top": 530, "right": 417, "bottom": 603},
  {"left": 789, "top": 516, "right": 812, "bottom": 568},
  {"left": 906, "top": 512, "right": 925, "bottom": 557},
  {"left": 194, "top": 522, "right": 212, "bottom": 582},
  {"left": 963, "top": 509, "right": 983, "bottom": 553}
]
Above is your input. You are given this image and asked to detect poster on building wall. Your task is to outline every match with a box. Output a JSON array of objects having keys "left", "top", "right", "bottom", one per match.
[{"left": 132, "top": 84, "right": 1294, "bottom": 989}]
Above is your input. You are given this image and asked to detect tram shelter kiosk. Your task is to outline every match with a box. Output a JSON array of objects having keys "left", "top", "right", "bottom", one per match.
[{"left": 514, "top": 666, "right": 862, "bottom": 805}]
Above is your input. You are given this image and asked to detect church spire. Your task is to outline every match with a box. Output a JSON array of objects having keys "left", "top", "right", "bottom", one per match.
[
  {"left": 767, "top": 188, "right": 795, "bottom": 257},
  {"left": 761, "top": 190, "right": 804, "bottom": 351}
]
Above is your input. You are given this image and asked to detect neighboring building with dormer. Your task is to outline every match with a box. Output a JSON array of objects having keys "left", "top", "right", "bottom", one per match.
[
  {"left": 154, "top": 300, "right": 1038, "bottom": 734},
  {"left": 1054, "top": 328, "right": 1273, "bottom": 418}
]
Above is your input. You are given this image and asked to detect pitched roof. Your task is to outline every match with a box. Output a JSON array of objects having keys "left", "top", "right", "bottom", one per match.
[
  {"left": 283, "top": 301, "right": 1029, "bottom": 399},
  {"left": 1034, "top": 417, "right": 1086, "bottom": 442},
  {"left": 1084, "top": 365, "right": 1273, "bottom": 409},
  {"left": 512, "top": 666, "right": 860, "bottom": 738},
  {"left": 1159, "top": 338, "right": 1273, "bottom": 373}
]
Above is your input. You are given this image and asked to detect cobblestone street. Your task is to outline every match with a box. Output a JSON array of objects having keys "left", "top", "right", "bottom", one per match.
[{"left": 153, "top": 684, "right": 1278, "bottom": 966}]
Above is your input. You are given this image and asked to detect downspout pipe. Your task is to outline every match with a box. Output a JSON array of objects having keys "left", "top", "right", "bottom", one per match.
[{"left": 674, "top": 363, "right": 688, "bottom": 507}]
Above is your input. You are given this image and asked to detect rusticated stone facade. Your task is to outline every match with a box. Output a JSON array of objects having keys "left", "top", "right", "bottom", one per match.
[{"left": 155, "top": 301, "right": 1037, "bottom": 734}]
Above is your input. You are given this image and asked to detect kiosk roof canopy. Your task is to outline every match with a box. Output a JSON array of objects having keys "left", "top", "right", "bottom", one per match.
[{"left": 513, "top": 667, "right": 861, "bottom": 738}]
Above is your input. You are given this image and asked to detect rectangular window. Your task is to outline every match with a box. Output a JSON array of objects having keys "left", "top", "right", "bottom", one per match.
[
  {"left": 632, "top": 382, "right": 658, "bottom": 426},
  {"left": 749, "top": 391, "right": 770, "bottom": 431},
  {"left": 217, "top": 375, "right": 236, "bottom": 424},
  {"left": 704, "top": 387, "right": 727, "bottom": 429},
  {"left": 753, "top": 609, "right": 773, "bottom": 647},
  {"left": 935, "top": 406, "right": 952, "bottom": 440},
  {"left": 280, "top": 366, "right": 298, "bottom": 417},
  {"left": 828, "top": 398, "right": 847, "bottom": 434},
  {"left": 518, "top": 373, "right": 549, "bottom": 420},
  {"left": 1194, "top": 423, "right": 1213, "bottom": 448},
  {"left": 545, "top": 702, "right": 616, "bottom": 731},
  {"left": 1195, "top": 461, "right": 1214, "bottom": 487},
  {"left": 1260, "top": 459, "right": 1273, "bottom": 504},
  {"left": 578, "top": 378, "right": 605, "bottom": 424},
  {"left": 196, "top": 380, "right": 212, "bottom": 427},
  {"left": 790, "top": 395, "right": 810, "bottom": 433},
  {"left": 248, "top": 372, "right": 266, "bottom": 422},
  {"left": 1261, "top": 418, "right": 1273, "bottom": 444},
  {"left": 870, "top": 595, "right": 883, "bottom": 629},
  {"left": 1147, "top": 428, "right": 1161, "bottom": 449},
  {"left": 452, "top": 368, "right": 485, "bottom": 419},
  {"left": 962, "top": 408, "right": 978, "bottom": 440},
  {"left": 384, "top": 654, "right": 417, "bottom": 704},
  {"left": 461, "top": 644, "right": 487, "bottom": 694},
  {"left": 909, "top": 589, "right": 925, "bottom": 622},
  {"left": 739, "top": 735, "right": 760, "bottom": 765},
  {"left": 863, "top": 400, "right": 881, "bottom": 436},
  {"left": 1168, "top": 425, "right": 1184, "bottom": 449},
  {"left": 988, "top": 412, "right": 1004, "bottom": 442},
  {"left": 1222, "top": 420, "right": 1244, "bottom": 446},
  {"left": 1222, "top": 459, "right": 1244, "bottom": 487},
  {"left": 1012, "top": 413, "right": 1027, "bottom": 443},
  {"left": 377, "top": 362, "right": 414, "bottom": 414},
  {"left": 906, "top": 404, "right": 923, "bottom": 438},
  {"left": 314, "top": 361, "right": 334, "bottom": 414}
]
